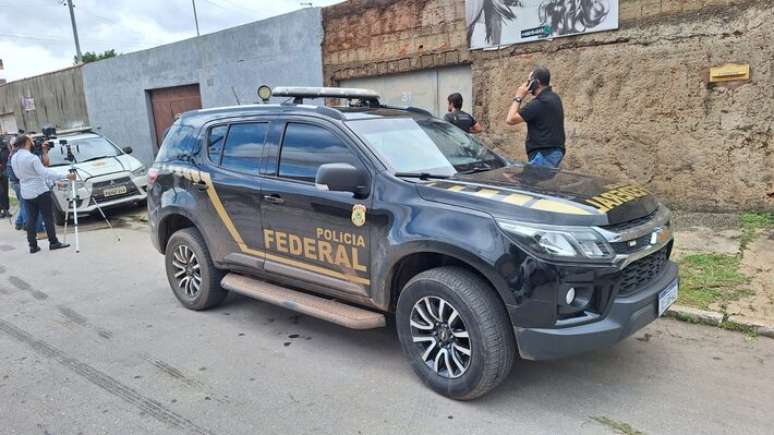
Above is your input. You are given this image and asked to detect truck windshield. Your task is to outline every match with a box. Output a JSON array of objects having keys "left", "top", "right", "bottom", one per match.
[
  {"left": 346, "top": 117, "right": 506, "bottom": 176},
  {"left": 48, "top": 137, "right": 123, "bottom": 167}
]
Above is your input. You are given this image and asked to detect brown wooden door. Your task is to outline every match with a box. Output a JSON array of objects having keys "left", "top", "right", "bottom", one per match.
[{"left": 149, "top": 84, "right": 202, "bottom": 148}]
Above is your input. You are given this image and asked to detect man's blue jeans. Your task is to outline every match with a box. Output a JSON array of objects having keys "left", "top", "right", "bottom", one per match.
[
  {"left": 528, "top": 148, "right": 564, "bottom": 169},
  {"left": 11, "top": 182, "right": 45, "bottom": 232}
]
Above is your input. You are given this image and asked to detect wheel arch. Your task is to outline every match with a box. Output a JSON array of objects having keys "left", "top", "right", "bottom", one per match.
[
  {"left": 384, "top": 242, "right": 515, "bottom": 313},
  {"left": 156, "top": 209, "right": 201, "bottom": 254}
]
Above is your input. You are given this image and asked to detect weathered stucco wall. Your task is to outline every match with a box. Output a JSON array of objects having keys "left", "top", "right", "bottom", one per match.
[
  {"left": 323, "top": 0, "right": 773, "bottom": 211},
  {"left": 83, "top": 7, "right": 325, "bottom": 166},
  {"left": 473, "top": 0, "right": 774, "bottom": 211},
  {"left": 0, "top": 66, "right": 88, "bottom": 132}
]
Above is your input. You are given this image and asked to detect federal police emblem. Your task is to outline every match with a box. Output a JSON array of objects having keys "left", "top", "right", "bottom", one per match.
[{"left": 351, "top": 204, "right": 366, "bottom": 227}]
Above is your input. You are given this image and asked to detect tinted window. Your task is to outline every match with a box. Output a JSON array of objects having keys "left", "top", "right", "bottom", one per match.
[
  {"left": 220, "top": 123, "right": 268, "bottom": 173},
  {"left": 208, "top": 125, "right": 227, "bottom": 163},
  {"left": 278, "top": 123, "right": 358, "bottom": 182},
  {"left": 156, "top": 121, "right": 194, "bottom": 162}
]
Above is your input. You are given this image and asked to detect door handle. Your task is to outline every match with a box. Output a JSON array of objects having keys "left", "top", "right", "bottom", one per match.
[
  {"left": 194, "top": 181, "right": 208, "bottom": 191},
  {"left": 263, "top": 194, "right": 284, "bottom": 205}
]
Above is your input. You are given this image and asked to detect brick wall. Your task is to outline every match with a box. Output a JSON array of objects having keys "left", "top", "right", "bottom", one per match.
[
  {"left": 323, "top": 0, "right": 774, "bottom": 211},
  {"left": 322, "top": 0, "right": 468, "bottom": 84}
]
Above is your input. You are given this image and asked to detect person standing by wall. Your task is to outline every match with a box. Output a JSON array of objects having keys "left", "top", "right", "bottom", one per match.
[
  {"left": 505, "top": 66, "right": 566, "bottom": 168},
  {"left": 9, "top": 135, "right": 73, "bottom": 253},
  {"left": 0, "top": 137, "right": 10, "bottom": 217},
  {"left": 444, "top": 93, "right": 483, "bottom": 134}
]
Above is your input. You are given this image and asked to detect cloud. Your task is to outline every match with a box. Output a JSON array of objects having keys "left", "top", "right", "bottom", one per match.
[{"left": 0, "top": 0, "right": 342, "bottom": 81}]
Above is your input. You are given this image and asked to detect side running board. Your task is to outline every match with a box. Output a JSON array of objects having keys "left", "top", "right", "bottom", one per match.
[{"left": 220, "top": 273, "right": 386, "bottom": 329}]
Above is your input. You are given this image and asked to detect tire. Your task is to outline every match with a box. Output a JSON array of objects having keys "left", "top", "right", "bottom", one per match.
[
  {"left": 165, "top": 227, "right": 228, "bottom": 311},
  {"left": 396, "top": 266, "right": 515, "bottom": 400}
]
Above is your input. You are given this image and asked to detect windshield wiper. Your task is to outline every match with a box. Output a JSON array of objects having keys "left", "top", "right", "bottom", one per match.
[
  {"left": 79, "top": 155, "right": 115, "bottom": 163},
  {"left": 394, "top": 172, "right": 451, "bottom": 180},
  {"left": 458, "top": 163, "right": 493, "bottom": 175}
]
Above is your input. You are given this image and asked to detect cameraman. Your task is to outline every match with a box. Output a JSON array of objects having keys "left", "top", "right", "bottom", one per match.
[
  {"left": 9, "top": 134, "right": 74, "bottom": 253},
  {"left": 7, "top": 137, "right": 46, "bottom": 233},
  {"left": 505, "top": 65, "right": 566, "bottom": 168}
]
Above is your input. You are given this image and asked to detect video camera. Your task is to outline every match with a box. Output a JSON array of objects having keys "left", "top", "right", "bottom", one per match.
[{"left": 32, "top": 126, "right": 58, "bottom": 155}]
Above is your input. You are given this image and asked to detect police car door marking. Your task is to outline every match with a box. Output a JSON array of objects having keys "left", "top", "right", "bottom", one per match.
[{"left": 197, "top": 171, "right": 370, "bottom": 286}]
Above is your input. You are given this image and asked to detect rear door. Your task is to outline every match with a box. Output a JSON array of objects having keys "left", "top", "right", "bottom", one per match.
[
  {"left": 203, "top": 120, "right": 269, "bottom": 270},
  {"left": 259, "top": 119, "right": 374, "bottom": 302}
]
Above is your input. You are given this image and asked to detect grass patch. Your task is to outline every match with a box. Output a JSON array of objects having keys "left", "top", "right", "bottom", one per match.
[
  {"left": 591, "top": 416, "right": 645, "bottom": 435},
  {"left": 677, "top": 254, "right": 752, "bottom": 311},
  {"left": 739, "top": 212, "right": 774, "bottom": 253}
]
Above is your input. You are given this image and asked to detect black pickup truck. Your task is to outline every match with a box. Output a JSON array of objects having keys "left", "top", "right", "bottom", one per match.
[{"left": 147, "top": 86, "right": 678, "bottom": 400}]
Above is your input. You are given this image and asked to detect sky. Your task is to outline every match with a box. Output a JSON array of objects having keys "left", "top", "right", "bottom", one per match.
[{"left": 0, "top": 0, "right": 342, "bottom": 82}]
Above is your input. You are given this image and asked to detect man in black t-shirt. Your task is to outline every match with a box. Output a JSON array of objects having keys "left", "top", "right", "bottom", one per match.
[
  {"left": 444, "top": 93, "right": 483, "bottom": 134},
  {"left": 505, "top": 66, "right": 566, "bottom": 168}
]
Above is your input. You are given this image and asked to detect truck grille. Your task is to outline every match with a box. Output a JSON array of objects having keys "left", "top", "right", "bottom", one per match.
[
  {"left": 618, "top": 246, "right": 669, "bottom": 296},
  {"left": 601, "top": 210, "right": 657, "bottom": 233}
]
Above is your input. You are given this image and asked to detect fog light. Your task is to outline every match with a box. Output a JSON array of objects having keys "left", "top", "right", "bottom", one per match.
[{"left": 565, "top": 287, "right": 576, "bottom": 305}]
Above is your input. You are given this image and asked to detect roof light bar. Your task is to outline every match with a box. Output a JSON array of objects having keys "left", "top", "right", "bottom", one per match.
[{"left": 271, "top": 86, "right": 380, "bottom": 102}]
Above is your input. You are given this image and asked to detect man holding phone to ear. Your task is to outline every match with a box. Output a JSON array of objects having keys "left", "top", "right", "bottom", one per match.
[{"left": 505, "top": 65, "right": 566, "bottom": 168}]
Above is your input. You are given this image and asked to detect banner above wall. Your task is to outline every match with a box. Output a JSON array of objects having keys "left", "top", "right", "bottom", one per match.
[{"left": 466, "top": 0, "right": 619, "bottom": 49}]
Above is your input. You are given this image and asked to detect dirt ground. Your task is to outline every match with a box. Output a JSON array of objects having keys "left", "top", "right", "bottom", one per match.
[{"left": 727, "top": 231, "right": 774, "bottom": 324}]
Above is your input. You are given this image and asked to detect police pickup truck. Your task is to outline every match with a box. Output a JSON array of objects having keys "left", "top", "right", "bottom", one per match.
[{"left": 147, "top": 86, "right": 677, "bottom": 400}]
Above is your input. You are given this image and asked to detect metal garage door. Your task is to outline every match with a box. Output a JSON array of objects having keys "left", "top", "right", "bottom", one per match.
[
  {"left": 0, "top": 112, "right": 17, "bottom": 134},
  {"left": 148, "top": 84, "right": 202, "bottom": 147},
  {"left": 340, "top": 65, "right": 473, "bottom": 117}
]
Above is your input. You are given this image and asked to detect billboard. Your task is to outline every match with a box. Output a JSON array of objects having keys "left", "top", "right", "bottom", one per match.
[{"left": 467, "top": 0, "right": 619, "bottom": 49}]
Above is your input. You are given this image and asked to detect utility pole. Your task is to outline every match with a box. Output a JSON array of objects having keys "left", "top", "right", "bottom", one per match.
[
  {"left": 191, "top": 0, "right": 200, "bottom": 36},
  {"left": 66, "top": 0, "right": 83, "bottom": 63}
]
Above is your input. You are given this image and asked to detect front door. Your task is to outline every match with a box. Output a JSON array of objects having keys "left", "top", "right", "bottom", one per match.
[
  {"left": 204, "top": 121, "right": 269, "bottom": 270},
  {"left": 260, "top": 121, "right": 373, "bottom": 301}
]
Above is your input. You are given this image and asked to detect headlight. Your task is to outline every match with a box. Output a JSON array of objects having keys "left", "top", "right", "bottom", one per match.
[
  {"left": 132, "top": 165, "right": 147, "bottom": 176},
  {"left": 496, "top": 219, "right": 614, "bottom": 261}
]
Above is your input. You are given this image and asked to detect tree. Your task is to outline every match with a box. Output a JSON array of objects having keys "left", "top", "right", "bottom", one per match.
[{"left": 76, "top": 49, "right": 117, "bottom": 64}]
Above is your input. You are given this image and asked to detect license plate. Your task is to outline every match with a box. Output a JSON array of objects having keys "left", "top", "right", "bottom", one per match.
[
  {"left": 102, "top": 185, "right": 127, "bottom": 197},
  {"left": 658, "top": 281, "right": 679, "bottom": 316}
]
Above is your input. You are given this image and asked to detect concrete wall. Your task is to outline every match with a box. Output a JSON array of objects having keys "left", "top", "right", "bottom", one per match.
[
  {"left": 83, "top": 7, "right": 325, "bottom": 166},
  {"left": 322, "top": 0, "right": 774, "bottom": 211},
  {"left": 0, "top": 66, "right": 88, "bottom": 133}
]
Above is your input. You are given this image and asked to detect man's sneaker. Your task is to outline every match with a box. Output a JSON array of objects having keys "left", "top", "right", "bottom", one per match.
[
  {"left": 30, "top": 246, "right": 41, "bottom": 254},
  {"left": 49, "top": 242, "right": 70, "bottom": 251}
]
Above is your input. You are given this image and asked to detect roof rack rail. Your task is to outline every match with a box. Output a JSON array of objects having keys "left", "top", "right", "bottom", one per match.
[
  {"left": 272, "top": 86, "right": 380, "bottom": 105},
  {"left": 380, "top": 105, "right": 433, "bottom": 117}
]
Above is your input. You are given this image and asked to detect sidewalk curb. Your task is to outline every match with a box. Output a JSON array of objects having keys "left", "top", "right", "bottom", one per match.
[{"left": 666, "top": 305, "right": 774, "bottom": 338}]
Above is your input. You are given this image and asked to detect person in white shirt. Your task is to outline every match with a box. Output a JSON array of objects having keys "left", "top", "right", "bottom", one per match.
[{"left": 9, "top": 135, "right": 74, "bottom": 253}]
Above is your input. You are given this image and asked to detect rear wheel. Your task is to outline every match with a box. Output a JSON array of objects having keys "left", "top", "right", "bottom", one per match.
[
  {"left": 165, "top": 228, "right": 227, "bottom": 310},
  {"left": 396, "top": 266, "right": 515, "bottom": 400}
]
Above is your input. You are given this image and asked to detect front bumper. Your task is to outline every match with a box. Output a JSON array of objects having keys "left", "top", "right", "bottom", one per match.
[
  {"left": 515, "top": 261, "right": 678, "bottom": 361},
  {"left": 52, "top": 174, "right": 148, "bottom": 214}
]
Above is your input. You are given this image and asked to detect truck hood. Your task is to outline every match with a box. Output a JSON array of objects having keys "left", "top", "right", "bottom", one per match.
[
  {"left": 49, "top": 154, "right": 142, "bottom": 180},
  {"left": 416, "top": 164, "right": 659, "bottom": 227}
]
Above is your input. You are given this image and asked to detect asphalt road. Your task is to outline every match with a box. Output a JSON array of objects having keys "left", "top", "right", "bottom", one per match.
[{"left": 1, "top": 211, "right": 773, "bottom": 435}]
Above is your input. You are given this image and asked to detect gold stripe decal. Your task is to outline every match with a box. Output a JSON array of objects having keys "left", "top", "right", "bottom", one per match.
[
  {"left": 502, "top": 193, "right": 532, "bottom": 206},
  {"left": 447, "top": 185, "right": 465, "bottom": 192},
  {"left": 530, "top": 199, "right": 593, "bottom": 215},
  {"left": 197, "top": 171, "right": 370, "bottom": 285},
  {"left": 473, "top": 189, "right": 499, "bottom": 199}
]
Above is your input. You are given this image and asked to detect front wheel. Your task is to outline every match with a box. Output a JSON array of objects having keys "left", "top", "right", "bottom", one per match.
[
  {"left": 165, "top": 228, "right": 227, "bottom": 310},
  {"left": 396, "top": 266, "right": 515, "bottom": 400}
]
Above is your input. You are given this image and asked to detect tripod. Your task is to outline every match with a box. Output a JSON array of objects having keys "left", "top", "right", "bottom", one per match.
[{"left": 60, "top": 142, "right": 120, "bottom": 252}]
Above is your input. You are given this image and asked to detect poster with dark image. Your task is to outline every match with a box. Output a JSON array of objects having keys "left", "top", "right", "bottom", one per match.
[{"left": 467, "top": 0, "right": 618, "bottom": 49}]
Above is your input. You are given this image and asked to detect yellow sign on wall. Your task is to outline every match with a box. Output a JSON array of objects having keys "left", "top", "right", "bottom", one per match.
[{"left": 709, "top": 64, "right": 750, "bottom": 83}]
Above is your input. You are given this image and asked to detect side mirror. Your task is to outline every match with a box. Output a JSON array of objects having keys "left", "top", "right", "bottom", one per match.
[
  {"left": 315, "top": 163, "right": 370, "bottom": 198},
  {"left": 122, "top": 146, "right": 133, "bottom": 154}
]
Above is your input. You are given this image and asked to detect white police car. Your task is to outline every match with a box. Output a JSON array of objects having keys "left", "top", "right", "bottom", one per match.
[{"left": 46, "top": 130, "right": 148, "bottom": 224}]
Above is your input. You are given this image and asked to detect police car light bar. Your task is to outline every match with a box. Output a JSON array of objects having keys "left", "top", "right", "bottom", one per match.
[{"left": 271, "top": 86, "right": 380, "bottom": 102}]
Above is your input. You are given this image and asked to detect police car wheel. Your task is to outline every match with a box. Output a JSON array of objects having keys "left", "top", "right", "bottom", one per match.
[
  {"left": 165, "top": 228, "right": 227, "bottom": 311},
  {"left": 396, "top": 266, "right": 515, "bottom": 400}
]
